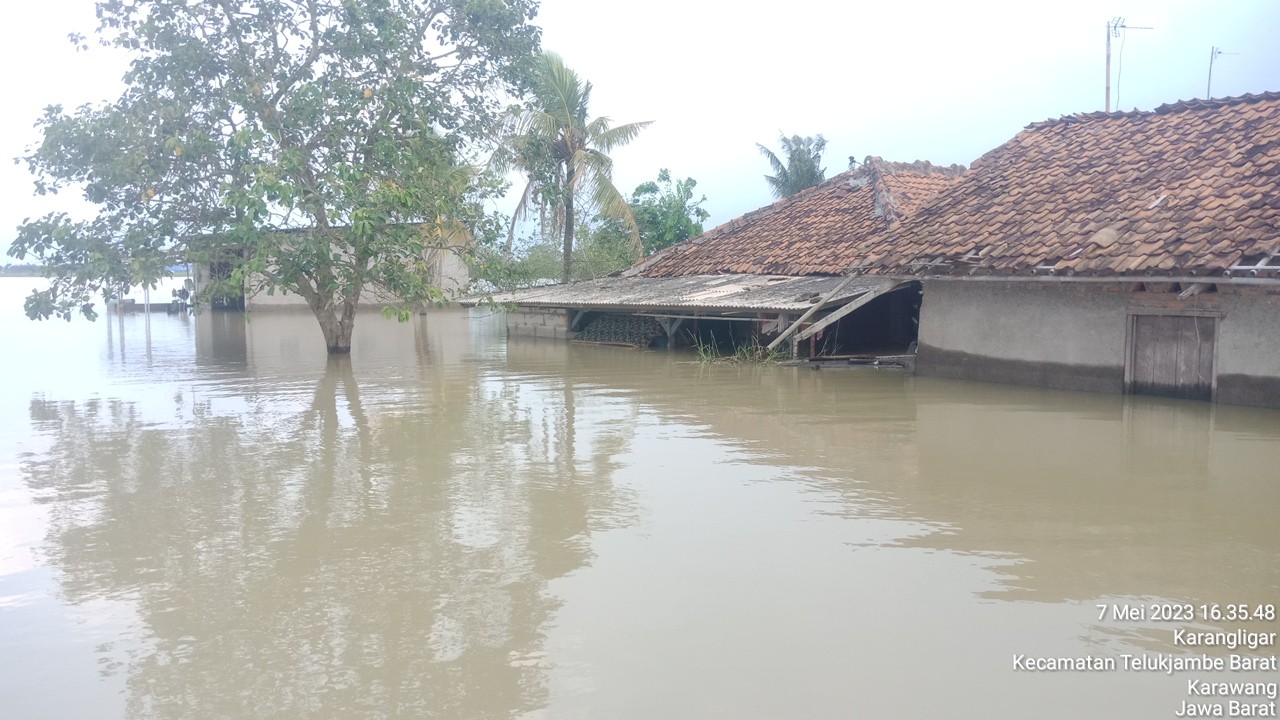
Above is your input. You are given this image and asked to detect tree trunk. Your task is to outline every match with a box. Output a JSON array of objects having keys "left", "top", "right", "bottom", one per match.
[
  {"left": 293, "top": 264, "right": 362, "bottom": 355},
  {"left": 314, "top": 306, "right": 355, "bottom": 354},
  {"left": 302, "top": 285, "right": 356, "bottom": 354},
  {"left": 561, "top": 191, "right": 574, "bottom": 283}
]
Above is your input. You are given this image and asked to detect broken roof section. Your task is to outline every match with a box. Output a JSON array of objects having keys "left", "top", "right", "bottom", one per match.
[
  {"left": 472, "top": 157, "right": 961, "bottom": 319},
  {"left": 481, "top": 273, "right": 889, "bottom": 315},
  {"left": 859, "top": 92, "right": 1280, "bottom": 278},
  {"left": 627, "top": 157, "right": 966, "bottom": 278}
]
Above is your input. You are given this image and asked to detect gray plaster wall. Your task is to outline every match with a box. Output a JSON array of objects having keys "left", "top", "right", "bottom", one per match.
[
  {"left": 1215, "top": 291, "right": 1280, "bottom": 377},
  {"left": 920, "top": 281, "right": 1128, "bottom": 364},
  {"left": 916, "top": 280, "right": 1280, "bottom": 407},
  {"left": 191, "top": 247, "right": 472, "bottom": 311},
  {"left": 1213, "top": 289, "right": 1280, "bottom": 406},
  {"left": 245, "top": 253, "right": 471, "bottom": 310},
  {"left": 505, "top": 308, "right": 574, "bottom": 341}
]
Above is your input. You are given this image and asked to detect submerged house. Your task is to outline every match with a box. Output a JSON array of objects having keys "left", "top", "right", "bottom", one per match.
[
  {"left": 489, "top": 158, "right": 965, "bottom": 354},
  {"left": 857, "top": 93, "right": 1280, "bottom": 407},
  {"left": 191, "top": 224, "right": 472, "bottom": 311}
]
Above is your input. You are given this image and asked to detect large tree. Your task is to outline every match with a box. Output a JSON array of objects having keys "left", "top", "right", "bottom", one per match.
[
  {"left": 494, "top": 52, "right": 650, "bottom": 283},
  {"left": 757, "top": 133, "right": 827, "bottom": 199},
  {"left": 9, "top": 0, "right": 540, "bottom": 353}
]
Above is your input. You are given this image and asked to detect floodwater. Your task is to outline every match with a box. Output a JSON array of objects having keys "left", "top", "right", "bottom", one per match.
[{"left": 1, "top": 277, "right": 1277, "bottom": 720}]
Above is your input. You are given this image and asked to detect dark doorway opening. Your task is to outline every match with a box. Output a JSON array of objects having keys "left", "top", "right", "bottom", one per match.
[
  {"left": 682, "top": 317, "right": 755, "bottom": 353},
  {"left": 208, "top": 252, "right": 246, "bottom": 311},
  {"left": 807, "top": 282, "right": 922, "bottom": 357}
]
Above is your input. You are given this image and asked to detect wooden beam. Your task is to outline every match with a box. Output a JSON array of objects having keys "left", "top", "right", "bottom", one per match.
[
  {"left": 633, "top": 313, "right": 759, "bottom": 323},
  {"left": 1177, "top": 282, "right": 1208, "bottom": 299},
  {"left": 794, "top": 281, "right": 902, "bottom": 342},
  {"left": 659, "top": 317, "right": 687, "bottom": 338},
  {"left": 765, "top": 276, "right": 859, "bottom": 352}
]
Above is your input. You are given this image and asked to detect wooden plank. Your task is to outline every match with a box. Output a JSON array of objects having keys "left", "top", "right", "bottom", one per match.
[
  {"left": 1151, "top": 315, "right": 1177, "bottom": 390},
  {"left": 1177, "top": 282, "right": 1209, "bottom": 299},
  {"left": 1130, "top": 314, "right": 1216, "bottom": 401},
  {"left": 1132, "top": 315, "right": 1157, "bottom": 392},
  {"left": 1175, "top": 314, "right": 1199, "bottom": 399},
  {"left": 764, "top": 275, "right": 860, "bottom": 352},
  {"left": 570, "top": 339, "right": 639, "bottom": 348},
  {"left": 794, "top": 280, "right": 902, "bottom": 342},
  {"left": 1196, "top": 316, "right": 1216, "bottom": 399},
  {"left": 659, "top": 317, "right": 687, "bottom": 338},
  {"left": 634, "top": 313, "right": 760, "bottom": 323}
]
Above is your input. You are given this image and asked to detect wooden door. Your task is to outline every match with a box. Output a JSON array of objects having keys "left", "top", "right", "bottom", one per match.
[{"left": 1129, "top": 315, "right": 1216, "bottom": 401}]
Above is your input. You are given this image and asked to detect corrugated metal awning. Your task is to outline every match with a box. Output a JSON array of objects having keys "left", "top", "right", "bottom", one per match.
[{"left": 464, "top": 274, "right": 891, "bottom": 315}]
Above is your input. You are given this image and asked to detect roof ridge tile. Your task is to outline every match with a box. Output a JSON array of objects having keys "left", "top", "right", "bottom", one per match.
[{"left": 1027, "top": 90, "right": 1280, "bottom": 131}]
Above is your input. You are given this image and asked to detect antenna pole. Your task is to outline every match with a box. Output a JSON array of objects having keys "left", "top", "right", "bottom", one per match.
[
  {"left": 1207, "top": 47, "right": 1237, "bottom": 99},
  {"left": 1103, "top": 17, "right": 1151, "bottom": 112},
  {"left": 1207, "top": 46, "right": 1217, "bottom": 99},
  {"left": 1105, "top": 22, "right": 1112, "bottom": 112}
]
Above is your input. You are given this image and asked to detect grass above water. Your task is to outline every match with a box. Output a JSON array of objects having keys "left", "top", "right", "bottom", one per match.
[{"left": 692, "top": 332, "right": 790, "bottom": 364}]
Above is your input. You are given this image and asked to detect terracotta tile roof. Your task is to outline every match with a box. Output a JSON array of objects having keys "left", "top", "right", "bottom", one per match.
[
  {"left": 859, "top": 92, "right": 1280, "bottom": 279},
  {"left": 627, "top": 157, "right": 965, "bottom": 278}
]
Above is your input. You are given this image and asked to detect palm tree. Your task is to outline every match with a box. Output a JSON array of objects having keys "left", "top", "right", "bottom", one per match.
[
  {"left": 757, "top": 133, "right": 827, "bottom": 199},
  {"left": 495, "top": 52, "right": 651, "bottom": 282}
]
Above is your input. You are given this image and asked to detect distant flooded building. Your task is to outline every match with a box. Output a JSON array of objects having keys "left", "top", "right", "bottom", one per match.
[
  {"left": 859, "top": 93, "right": 1280, "bottom": 408},
  {"left": 192, "top": 225, "right": 471, "bottom": 311}
]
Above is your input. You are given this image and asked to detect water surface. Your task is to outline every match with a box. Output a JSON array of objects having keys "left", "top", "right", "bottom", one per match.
[{"left": 1, "top": 278, "right": 1277, "bottom": 719}]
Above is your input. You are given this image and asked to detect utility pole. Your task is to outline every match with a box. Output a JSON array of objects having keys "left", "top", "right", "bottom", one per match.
[{"left": 1105, "top": 17, "right": 1152, "bottom": 112}]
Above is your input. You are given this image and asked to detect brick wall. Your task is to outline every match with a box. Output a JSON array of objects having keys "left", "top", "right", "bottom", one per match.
[{"left": 505, "top": 308, "right": 576, "bottom": 341}]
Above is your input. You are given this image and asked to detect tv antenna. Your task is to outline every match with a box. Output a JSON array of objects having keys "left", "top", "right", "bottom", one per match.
[
  {"left": 1105, "top": 17, "right": 1152, "bottom": 112},
  {"left": 1206, "top": 47, "right": 1237, "bottom": 99}
]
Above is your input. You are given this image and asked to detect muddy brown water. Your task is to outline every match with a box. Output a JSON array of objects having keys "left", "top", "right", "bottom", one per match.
[{"left": 1, "top": 279, "right": 1277, "bottom": 719}]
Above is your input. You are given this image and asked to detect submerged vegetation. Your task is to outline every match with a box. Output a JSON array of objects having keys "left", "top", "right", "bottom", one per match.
[{"left": 692, "top": 332, "right": 789, "bottom": 364}]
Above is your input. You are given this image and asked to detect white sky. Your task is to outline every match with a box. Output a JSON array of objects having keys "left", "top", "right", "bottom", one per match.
[{"left": 3, "top": 0, "right": 1278, "bottom": 247}]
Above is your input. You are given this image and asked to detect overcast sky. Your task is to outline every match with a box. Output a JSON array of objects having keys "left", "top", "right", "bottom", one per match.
[{"left": 3, "top": 0, "right": 1278, "bottom": 248}]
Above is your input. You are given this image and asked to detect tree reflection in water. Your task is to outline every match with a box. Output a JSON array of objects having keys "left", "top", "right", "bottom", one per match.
[
  {"left": 15, "top": 307, "right": 1280, "bottom": 719},
  {"left": 20, "top": 339, "right": 639, "bottom": 719}
]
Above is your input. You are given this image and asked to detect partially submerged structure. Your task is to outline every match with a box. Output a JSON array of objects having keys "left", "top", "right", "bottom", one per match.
[
  {"left": 191, "top": 225, "right": 471, "bottom": 311},
  {"left": 857, "top": 93, "right": 1280, "bottom": 407},
  {"left": 487, "top": 93, "right": 1280, "bottom": 408},
  {"left": 489, "top": 158, "right": 965, "bottom": 354}
]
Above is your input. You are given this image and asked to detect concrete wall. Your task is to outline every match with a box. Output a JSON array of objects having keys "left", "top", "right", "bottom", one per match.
[
  {"left": 436, "top": 252, "right": 471, "bottom": 298},
  {"left": 1211, "top": 286, "right": 1280, "bottom": 406},
  {"left": 244, "top": 279, "right": 310, "bottom": 308},
  {"left": 505, "top": 307, "right": 576, "bottom": 341},
  {"left": 916, "top": 280, "right": 1280, "bottom": 408},
  {"left": 243, "top": 277, "right": 415, "bottom": 309}
]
